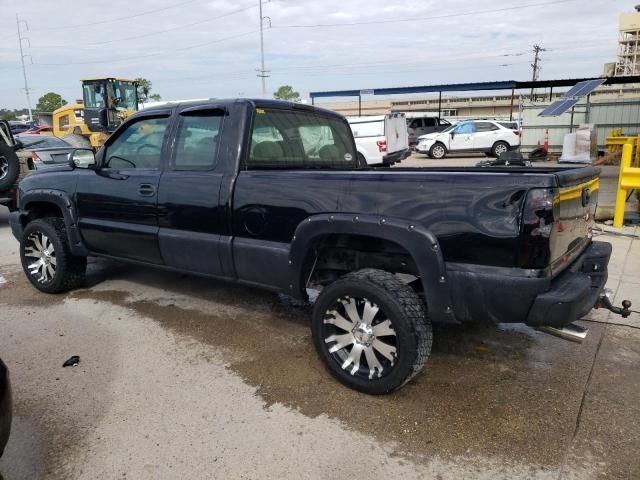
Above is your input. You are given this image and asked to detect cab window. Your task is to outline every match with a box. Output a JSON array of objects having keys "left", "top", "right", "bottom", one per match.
[
  {"left": 173, "top": 111, "right": 224, "bottom": 169},
  {"left": 247, "top": 109, "right": 356, "bottom": 169},
  {"left": 104, "top": 116, "right": 169, "bottom": 169},
  {"left": 454, "top": 122, "right": 475, "bottom": 134}
]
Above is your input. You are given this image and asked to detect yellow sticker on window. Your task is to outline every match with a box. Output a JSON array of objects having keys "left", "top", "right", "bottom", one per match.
[{"left": 256, "top": 108, "right": 266, "bottom": 114}]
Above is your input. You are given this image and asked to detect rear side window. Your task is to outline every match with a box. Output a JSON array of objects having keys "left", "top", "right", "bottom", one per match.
[
  {"left": 475, "top": 122, "right": 499, "bottom": 132},
  {"left": 424, "top": 118, "right": 437, "bottom": 127},
  {"left": 248, "top": 109, "right": 357, "bottom": 169},
  {"left": 409, "top": 119, "right": 423, "bottom": 129},
  {"left": 173, "top": 111, "right": 223, "bottom": 169},
  {"left": 498, "top": 122, "right": 519, "bottom": 130}
]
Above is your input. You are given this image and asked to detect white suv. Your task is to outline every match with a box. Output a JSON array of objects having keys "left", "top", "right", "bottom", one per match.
[{"left": 416, "top": 120, "right": 521, "bottom": 159}]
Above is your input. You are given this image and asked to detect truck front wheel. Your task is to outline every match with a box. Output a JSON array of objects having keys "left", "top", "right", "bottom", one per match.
[
  {"left": 20, "top": 218, "right": 87, "bottom": 294},
  {"left": 311, "top": 269, "right": 432, "bottom": 394},
  {"left": 429, "top": 142, "right": 447, "bottom": 159}
]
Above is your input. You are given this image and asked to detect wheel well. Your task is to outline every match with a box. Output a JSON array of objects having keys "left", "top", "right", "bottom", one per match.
[
  {"left": 21, "top": 201, "right": 64, "bottom": 226},
  {"left": 301, "top": 234, "right": 419, "bottom": 288}
]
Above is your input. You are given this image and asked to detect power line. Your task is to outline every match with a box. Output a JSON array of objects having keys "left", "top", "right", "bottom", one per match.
[
  {"left": 31, "top": 29, "right": 259, "bottom": 66},
  {"left": 32, "top": 0, "right": 207, "bottom": 31},
  {"left": 272, "top": 0, "right": 581, "bottom": 29},
  {"left": 27, "top": 4, "right": 257, "bottom": 47}
]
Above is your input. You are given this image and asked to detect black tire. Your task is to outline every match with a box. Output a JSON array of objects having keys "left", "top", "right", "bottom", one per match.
[
  {"left": 429, "top": 142, "right": 447, "bottom": 159},
  {"left": 0, "top": 142, "right": 20, "bottom": 192},
  {"left": 62, "top": 133, "right": 92, "bottom": 149},
  {"left": 357, "top": 153, "right": 367, "bottom": 167},
  {"left": 491, "top": 141, "right": 510, "bottom": 158},
  {"left": 312, "top": 269, "right": 432, "bottom": 394},
  {"left": 20, "top": 217, "right": 87, "bottom": 294}
]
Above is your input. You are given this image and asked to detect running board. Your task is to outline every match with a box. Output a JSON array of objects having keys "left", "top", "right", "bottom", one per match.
[{"left": 536, "top": 323, "right": 589, "bottom": 343}]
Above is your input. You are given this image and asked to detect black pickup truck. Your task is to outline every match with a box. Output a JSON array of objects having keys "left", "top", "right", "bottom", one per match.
[{"left": 9, "top": 99, "right": 616, "bottom": 394}]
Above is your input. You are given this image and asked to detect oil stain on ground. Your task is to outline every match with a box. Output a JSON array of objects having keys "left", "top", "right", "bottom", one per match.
[{"left": 68, "top": 267, "right": 604, "bottom": 471}]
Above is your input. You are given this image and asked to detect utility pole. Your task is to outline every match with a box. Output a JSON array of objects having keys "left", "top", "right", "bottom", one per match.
[
  {"left": 16, "top": 14, "right": 34, "bottom": 122},
  {"left": 256, "top": 0, "right": 270, "bottom": 96},
  {"left": 530, "top": 44, "right": 546, "bottom": 101}
]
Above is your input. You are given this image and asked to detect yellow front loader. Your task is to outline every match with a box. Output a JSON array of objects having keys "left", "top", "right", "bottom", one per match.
[{"left": 52, "top": 77, "right": 138, "bottom": 150}]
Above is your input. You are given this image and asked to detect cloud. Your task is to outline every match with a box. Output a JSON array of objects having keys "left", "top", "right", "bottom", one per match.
[{"left": 0, "top": 0, "right": 628, "bottom": 109}]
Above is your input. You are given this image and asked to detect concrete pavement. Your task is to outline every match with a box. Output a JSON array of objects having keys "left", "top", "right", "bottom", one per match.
[{"left": 0, "top": 205, "right": 639, "bottom": 479}]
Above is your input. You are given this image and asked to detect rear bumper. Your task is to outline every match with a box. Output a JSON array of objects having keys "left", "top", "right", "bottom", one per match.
[
  {"left": 526, "top": 241, "right": 610, "bottom": 327},
  {"left": 446, "top": 241, "right": 611, "bottom": 327},
  {"left": 382, "top": 148, "right": 411, "bottom": 165}
]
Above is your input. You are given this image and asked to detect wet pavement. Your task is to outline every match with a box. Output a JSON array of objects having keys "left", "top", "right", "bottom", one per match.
[{"left": 0, "top": 206, "right": 639, "bottom": 479}]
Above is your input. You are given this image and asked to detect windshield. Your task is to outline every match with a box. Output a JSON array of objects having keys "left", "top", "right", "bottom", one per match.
[
  {"left": 441, "top": 124, "right": 456, "bottom": 133},
  {"left": 112, "top": 81, "right": 137, "bottom": 110},
  {"left": 83, "top": 80, "right": 137, "bottom": 110}
]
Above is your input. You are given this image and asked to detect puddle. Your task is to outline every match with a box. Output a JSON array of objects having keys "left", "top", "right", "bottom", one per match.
[{"left": 69, "top": 268, "right": 601, "bottom": 468}]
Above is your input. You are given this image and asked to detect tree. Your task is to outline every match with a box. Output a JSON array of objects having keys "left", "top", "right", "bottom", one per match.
[
  {"left": 36, "top": 92, "right": 67, "bottom": 113},
  {"left": 135, "top": 78, "right": 162, "bottom": 104},
  {"left": 273, "top": 85, "right": 300, "bottom": 101}
]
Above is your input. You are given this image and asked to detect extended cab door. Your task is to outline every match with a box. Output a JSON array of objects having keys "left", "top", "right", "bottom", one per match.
[
  {"left": 156, "top": 106, "right": 229, "bottom": 277},
  {"left": 75, "top": 112, "right": 171, "bottom": 263},
  {"left": 448, "top": 121, "right": 475, "bottom": 152}
]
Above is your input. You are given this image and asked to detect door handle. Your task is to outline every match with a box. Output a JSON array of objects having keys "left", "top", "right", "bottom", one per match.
[{"left": 138, "top": 183, "right": 156, "bottom": 197}]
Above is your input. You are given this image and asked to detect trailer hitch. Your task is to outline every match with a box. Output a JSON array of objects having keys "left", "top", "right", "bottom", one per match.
[{"left": 596, "top": 288, "right": 632, "bottom": 318}]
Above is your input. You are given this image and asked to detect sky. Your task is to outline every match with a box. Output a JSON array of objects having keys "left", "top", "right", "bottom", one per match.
[{"left": 0, "top": 0, "right": 634, "bottom": 110}]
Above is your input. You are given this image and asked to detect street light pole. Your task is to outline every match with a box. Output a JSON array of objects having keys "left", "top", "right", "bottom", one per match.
[
  {"left": 16, "top": 14, "right": 33, "bottom": 122},
  {"left": 257, "top": 0, "right": 270, "bottom": 96}
]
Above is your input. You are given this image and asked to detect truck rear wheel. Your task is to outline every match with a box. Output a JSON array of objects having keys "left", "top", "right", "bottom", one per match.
[
  {"left": 20, "top": 218, "right": 87, "bottom": 294},
  {"left": 0, "top": 143, "right": 20, "bottom": 192},
  {"left": 311, "top": 269, "right": 432, "bottom": 394}
]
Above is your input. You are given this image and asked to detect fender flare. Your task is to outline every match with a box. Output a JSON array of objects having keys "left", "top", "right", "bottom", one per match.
[
  {"left": 18, "top": 189, "right": 89, "bottom": 256},
  {"left": 288, "top": 213, "right": 457, "bottom": 324}
]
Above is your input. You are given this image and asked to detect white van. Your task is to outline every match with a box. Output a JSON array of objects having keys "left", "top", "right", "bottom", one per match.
[{"left": 347, "top": 113, "right": 410, "bottom": 166}]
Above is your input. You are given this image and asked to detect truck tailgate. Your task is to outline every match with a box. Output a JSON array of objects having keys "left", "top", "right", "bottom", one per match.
[{"left": 551, "top": 168, "right": 599, "bottom": 275}]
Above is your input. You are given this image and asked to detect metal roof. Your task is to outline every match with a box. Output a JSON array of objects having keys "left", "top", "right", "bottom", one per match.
[{"left": 310, "top": 76, "right": 640, "bottom": 99}]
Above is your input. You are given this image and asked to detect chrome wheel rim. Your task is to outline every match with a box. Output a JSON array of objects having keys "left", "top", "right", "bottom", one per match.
[
  {"left": 432, "top": 145, "right": 444, "bottom": 158},
  {"left": 0, "top": 156, "right": 7, "bottom": 180},
  {"left": 24, "top": 231, "right": 57, "bottom": 283},
  {"left": 495, "top": 144, "right": 507, "bottom": 156},
  {"left": 323, "top": 296, "right": 398, "bottom": 380}
]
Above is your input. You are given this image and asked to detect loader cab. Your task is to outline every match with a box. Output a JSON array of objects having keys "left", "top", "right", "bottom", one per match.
[{"left": 82, "top": 78, "right": 138, "bottom": 133}]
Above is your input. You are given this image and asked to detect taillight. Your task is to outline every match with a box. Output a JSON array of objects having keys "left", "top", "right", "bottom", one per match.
[
  {"left": 518, "top": 188, "right": 559, "bottom": 268},
  {"left": 376, "top": 140, "right": 387, "bottom": 152},
  {"left": 513, "top": 130, "right": 521, "bottom": 136}
]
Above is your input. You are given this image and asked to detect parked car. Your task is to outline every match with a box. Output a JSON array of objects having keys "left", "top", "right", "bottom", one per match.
[
  {"left": 25, "top": 124, "right": 53, "bottom": 135},
  {"left": 9, "top": 122, "right": 33, "bottom": 135},
  {"left": 0, "top": 121, "right": 30, "bottom": 211},
  {"left": 15, "top": 134, "right": 75, "bottom": 170},
  {"left": 405, "top": 114, "right": 452, "bottom": 146},
  {"left": 416, "top": 119, "right": 521, "bottom": 159},
  {"left": 10, "top": 99, "right": 615, "bottom": 394},
  {"left": 347, "top": 114, "right": 410, "bottom": 166},
  {"left": 0, "top": 357, "right": 11, "bottom": 459}
]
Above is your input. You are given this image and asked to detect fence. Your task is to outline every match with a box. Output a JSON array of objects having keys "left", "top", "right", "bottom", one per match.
[{"left": 520, "top": 98, "right": 640, "bottom": 153}]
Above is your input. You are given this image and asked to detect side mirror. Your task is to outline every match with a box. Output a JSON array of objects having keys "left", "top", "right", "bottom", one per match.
[{"left": 69, "top": 148, "right": 97, "bottom": 169}]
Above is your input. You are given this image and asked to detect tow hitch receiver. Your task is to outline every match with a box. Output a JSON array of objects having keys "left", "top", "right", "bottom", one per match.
[
  {"left": 537, "top": 324, "right": 589, "bottom": 343},
  {"left": 596, "top": 288, "right": 632, "bottom": 318}
]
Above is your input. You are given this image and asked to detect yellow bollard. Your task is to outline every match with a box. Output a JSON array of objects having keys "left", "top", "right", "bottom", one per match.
[{"left": 613, "top": 143, "right": 635, "bottom": 228}]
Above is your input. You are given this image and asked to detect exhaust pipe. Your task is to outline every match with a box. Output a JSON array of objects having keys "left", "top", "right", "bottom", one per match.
[{"left": 537, "top": 323, "right": 589, "bottom": 343}]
